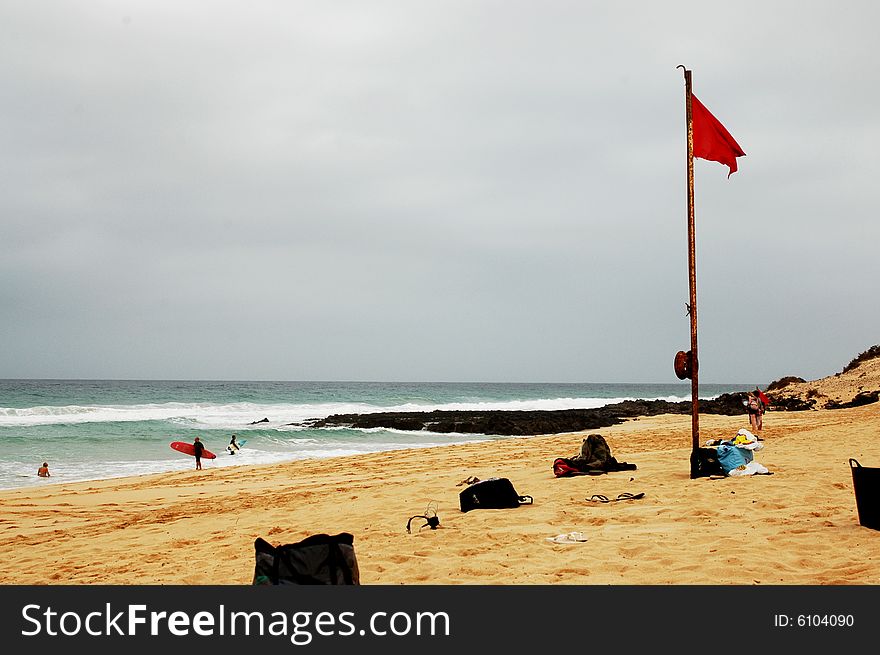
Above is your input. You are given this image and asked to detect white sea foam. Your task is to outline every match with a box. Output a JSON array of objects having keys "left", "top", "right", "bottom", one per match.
[
  {"left": 0, "top": 401, "right": 377, "bottom": 428},
  {"left": 0, "top": 437, "right": 483, "bottom": 491}
]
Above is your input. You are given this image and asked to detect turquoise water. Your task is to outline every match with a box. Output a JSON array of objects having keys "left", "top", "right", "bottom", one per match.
[{"left": 0, "top": 379, "right": 748, "bottom": 490}]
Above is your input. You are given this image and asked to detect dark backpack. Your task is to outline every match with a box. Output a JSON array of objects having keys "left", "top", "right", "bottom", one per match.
[
  {"left": 579, "top": 433, "right": 612, "bottom": 466},
  {"left": 690, "top": 447, "right": 725, "bottom": 479},
  {"left": 253, "top": 532, "right": 360, "bottom": 585},
  {"left": 459, "top": 477, "right": 533, "bottom": 512},
  {"left": 559, "top": 433, "right": 637, "bottom": 474}
]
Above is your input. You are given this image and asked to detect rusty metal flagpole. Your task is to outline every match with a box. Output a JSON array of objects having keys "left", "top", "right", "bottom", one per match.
[{"left": 679, "top": 65, "right": 701, "bottom": 467}]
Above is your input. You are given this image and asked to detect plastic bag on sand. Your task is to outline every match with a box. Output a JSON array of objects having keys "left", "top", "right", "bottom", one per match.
[{"left": 727, "top": 461, "right": 770, "bottom": 477}]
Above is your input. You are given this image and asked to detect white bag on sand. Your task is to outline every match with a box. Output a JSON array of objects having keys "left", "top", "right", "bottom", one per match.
[
  {"left": 546, "top": 531, "right": 588, "bottom": 544},
  {"left": 734, "top": 429, "right": 763, "bottom": 449},
  {"left": 727, "top": 461, "right": 770, "bottom": 477}
]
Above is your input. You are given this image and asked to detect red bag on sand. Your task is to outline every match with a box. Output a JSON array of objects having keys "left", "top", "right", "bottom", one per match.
[{"left": 553, "top": 458, "right": 581, "bottom": 477}]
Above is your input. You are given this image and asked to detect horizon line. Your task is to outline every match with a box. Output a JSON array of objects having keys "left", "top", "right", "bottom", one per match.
[{"left": 0, "top": 377, "right": 760, "bottom": 386}]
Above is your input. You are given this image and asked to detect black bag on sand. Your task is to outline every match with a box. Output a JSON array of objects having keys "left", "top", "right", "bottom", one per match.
[
  {"left": 253, "top": 532, "right": 360, "bottom": 585},
  {"left": 690, "top": 447, "right": 725, "bottom": 479},
  {"left": 459, "top": 477, "right": 533, "bottom": 512}
]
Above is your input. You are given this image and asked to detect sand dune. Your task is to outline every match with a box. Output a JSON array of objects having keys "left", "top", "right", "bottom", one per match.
[{"left": 768, "top": 348, "right": 880, "bottom": 405}]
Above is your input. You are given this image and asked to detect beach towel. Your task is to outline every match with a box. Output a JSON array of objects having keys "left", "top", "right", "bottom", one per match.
[
  {"left": 253, "top": 533, "right": 359, "bottom": 585},
  {"left": 716, "top": 444, "right": 750, "bottom": 473}
]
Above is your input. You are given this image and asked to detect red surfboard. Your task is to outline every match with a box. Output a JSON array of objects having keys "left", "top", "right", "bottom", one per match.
[{"left": 170, "top": 441, "right": 217, "bottom": 459}]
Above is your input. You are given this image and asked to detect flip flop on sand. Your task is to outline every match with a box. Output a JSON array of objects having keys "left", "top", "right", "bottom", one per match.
[
  {"left": 586, "top": 492, "right": 645, "bottom": 503},
  {"left": 546, "top": 531, "right": 589, "bottom": 544}
]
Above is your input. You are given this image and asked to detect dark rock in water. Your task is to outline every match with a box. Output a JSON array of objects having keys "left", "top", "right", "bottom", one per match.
[
  {"left": 249, "top": 418, "right": 269, "bottom": 424},
  {"left": 825, "top": 391, "right": 880, "bottom": 410},
  {"left": 305, "top": 408, "right": 624, "bottom": 435},
  {"left": 302, "top": 393, "right": 751, "bottom": 436}
]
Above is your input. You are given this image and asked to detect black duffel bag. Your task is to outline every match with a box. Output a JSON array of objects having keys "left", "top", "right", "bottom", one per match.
[
  {"left": 459, "top": 477, "right": 533, "bottom": 512},
  {"left": 253, "top": 532, "right": 360, "bottom": 585}
]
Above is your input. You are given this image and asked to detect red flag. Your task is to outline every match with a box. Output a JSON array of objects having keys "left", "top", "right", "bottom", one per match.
[{"left": 692, "top": 94, "right": 745, "bottom": 177}]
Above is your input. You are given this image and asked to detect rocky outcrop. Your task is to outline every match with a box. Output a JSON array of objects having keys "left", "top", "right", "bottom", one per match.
[
  {"left": 766, "top": 376, "right": 806, "bottom": 392},
  {"left": 300, "top": 393, "right": 750, "bottom": 436},
  {"left": 825, "top": 391, "right": 880, "bottom": 410},
  {"left": 767, "top": 395, "right": 816, "bottom": 411}
]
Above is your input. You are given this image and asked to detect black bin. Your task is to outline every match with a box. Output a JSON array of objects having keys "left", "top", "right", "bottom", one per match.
[{"left": 850, "top": 459, "right": 880, "bottom": 530}]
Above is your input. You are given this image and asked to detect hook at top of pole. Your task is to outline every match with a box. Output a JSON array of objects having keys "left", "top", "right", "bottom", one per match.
[
  {"left": 677, "top": 65, "right": 692, "bottom": 92},
  {"left": 677, "top": 65, "right": 691, "bottom": 84}
]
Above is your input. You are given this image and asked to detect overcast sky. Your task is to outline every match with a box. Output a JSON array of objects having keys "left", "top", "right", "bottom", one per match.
[{"left": 1, "top": 1, "right": 877, "bottom": 384}]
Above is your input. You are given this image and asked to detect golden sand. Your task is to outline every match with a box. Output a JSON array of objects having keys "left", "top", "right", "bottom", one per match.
[{"left": 2, "top": 396, "right": 879, "bottom": 585}]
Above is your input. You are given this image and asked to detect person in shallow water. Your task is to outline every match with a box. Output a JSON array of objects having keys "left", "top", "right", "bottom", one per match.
[{"left": 37, "top": 462, "right": 50, "bottom": 477}]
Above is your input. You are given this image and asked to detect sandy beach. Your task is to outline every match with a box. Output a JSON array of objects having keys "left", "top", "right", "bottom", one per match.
[{"left": 2, "top": 387, "right": 879, "bottom": 585}]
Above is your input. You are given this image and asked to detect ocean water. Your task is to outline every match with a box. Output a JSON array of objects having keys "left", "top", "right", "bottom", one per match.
[{"left": 0, "top": 379, "right": 747, "bottom": 491}]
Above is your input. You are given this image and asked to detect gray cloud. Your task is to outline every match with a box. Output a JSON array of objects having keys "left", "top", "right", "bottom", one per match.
[{"left": 1, "top": 1, "right": 878, "bottom": 383}]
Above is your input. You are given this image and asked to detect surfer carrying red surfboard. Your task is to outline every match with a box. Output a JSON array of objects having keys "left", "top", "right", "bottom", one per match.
[
  {"left": 193, "top": 437, "right": 205, "bottom": 470},
  {"left": 169, "top": 440, "right": 216, "bottom": 463}
]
